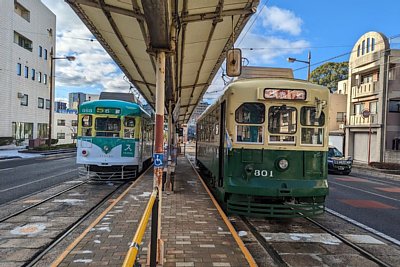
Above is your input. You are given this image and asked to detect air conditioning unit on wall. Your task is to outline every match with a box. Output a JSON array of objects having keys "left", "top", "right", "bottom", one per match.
[{"left": 17, "top": 92, "right": 24, "bottom": 98}]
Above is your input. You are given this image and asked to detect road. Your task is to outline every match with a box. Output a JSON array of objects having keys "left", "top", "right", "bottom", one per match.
[
  {"left": 327, "top": 171, "right": 400, "bottom": 241},
  {"left": 0, "top": 153, "right": 79, "bottom": 205}
]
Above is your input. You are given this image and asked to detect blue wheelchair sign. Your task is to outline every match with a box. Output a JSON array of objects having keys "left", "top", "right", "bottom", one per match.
[{"left": 154, "top": 153, "right": 164, "bottom": 167}]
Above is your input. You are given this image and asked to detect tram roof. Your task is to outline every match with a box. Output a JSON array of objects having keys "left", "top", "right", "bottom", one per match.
[
  {"left": 79, "top": 99, "right": 149, "bottom": 117},
  {"left": 66, "top": 0, "right": 259, "bottom": 124}
]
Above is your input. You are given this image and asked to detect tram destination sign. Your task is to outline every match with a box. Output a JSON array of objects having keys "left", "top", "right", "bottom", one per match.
[
  {"left": 264, "top": 88, "right": 306, "bottom": 100},
  {"left": 96, "top": 107, "right": 121, "bottom": 115}
]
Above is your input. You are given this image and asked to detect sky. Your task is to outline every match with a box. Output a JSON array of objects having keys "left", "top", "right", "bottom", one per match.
[{"left": 42, "top": 0, "right": 400, "bottom": 105}]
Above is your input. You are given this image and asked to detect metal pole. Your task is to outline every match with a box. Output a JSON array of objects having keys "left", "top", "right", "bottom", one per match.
[
  {"left": 150, "top": 194, "right": 159, "bottom": 267},
  {"left": 48, "top": 49, "right": 54, "bottom": 147},
  {"left": 368, "top": 121, "right": 371, "bottom": 164},
  {"left": 307, "top": 50, "right": 311, "bottom": 81},
  {"left": 154, "top": 51, "right": 165, "bottom": 263},
  {"left": 165, "top": 100, "right": 173, "bottom": 191}
]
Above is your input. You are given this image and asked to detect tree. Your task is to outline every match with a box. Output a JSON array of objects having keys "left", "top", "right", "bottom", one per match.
[{"left": 310, "top": 62, "right": 348, "bottom": 92}]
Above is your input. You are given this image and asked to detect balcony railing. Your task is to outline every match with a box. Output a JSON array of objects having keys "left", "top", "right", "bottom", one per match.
[
  {"left": 349, "top": 114, "right": 378, "bottom": 125},
  {"left": 351, "top": 82, "right": 379, "bottom": 99}
]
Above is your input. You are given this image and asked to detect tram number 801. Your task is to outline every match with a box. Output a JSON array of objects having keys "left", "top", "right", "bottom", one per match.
[{"left": 254, "top": 170, "right": 273, "bottom": 177}]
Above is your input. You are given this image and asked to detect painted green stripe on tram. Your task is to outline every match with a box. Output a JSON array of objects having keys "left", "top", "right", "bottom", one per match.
[{"left": 78, "top": 137, "right": 137, "bottom": 157}]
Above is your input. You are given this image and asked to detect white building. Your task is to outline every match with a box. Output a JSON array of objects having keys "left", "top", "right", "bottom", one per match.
[
  {"left": 53, "top": 111, "right": 78, "bottom": 145},
  {"left": 0, "top": 0, "right": 56, "bottom": 145}
]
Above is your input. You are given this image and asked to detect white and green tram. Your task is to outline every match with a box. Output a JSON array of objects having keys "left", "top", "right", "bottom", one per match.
[{"left": 77, "top": 100, "right": 153, "bottom": 180}]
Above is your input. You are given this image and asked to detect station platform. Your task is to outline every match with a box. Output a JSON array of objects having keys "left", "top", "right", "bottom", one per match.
[{"left": 53, "top": 157, "right": 253, "bottom": 267}]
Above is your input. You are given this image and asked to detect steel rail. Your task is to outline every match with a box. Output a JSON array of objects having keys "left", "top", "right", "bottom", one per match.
[
  {"left": 305, "top": 216, "right": 393, "bottom": 267},
  {"left": 0, "top": 180, "right": 88, "bottom": 223},
  {"left": 240, "top": 216, "right": 288, "bottom": 267},
  {"left": 23, "top": 180, "right": 130, "bottom": 267},
  {"left": 122, "top": 188, "right": 158, "bottom": 267}
]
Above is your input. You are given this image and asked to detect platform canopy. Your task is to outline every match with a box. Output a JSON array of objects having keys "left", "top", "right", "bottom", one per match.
[{"left": 66, "top": 0, "right": 259, "bottom": 123}]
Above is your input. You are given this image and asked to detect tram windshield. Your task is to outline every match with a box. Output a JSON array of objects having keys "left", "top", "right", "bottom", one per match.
[
  {"left": 268, "top": 106, "right": 297, "bottom": 134},
  {"left": 95, "top": 117, "right": 121, "bottom": 137}
]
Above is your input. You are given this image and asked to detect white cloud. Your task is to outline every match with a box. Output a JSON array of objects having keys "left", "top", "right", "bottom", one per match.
[
  {"left": 239, "top": 34, "right": 310, "bottom": 65},
  {"left": 42, "top": 0, "right": 129, "bottom": 97},
  {"left": 261, "top": 6, "right": 303, "bottom": 36}
]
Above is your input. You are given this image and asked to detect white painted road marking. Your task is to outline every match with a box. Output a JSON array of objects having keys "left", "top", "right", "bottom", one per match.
[{"left": 0, "top": 169, "right": 77, "bottom": 193}]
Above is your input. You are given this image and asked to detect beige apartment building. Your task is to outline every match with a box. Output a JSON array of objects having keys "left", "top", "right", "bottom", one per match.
[{"left": 341, "top": 31, "right": 400, "bottom": 163}]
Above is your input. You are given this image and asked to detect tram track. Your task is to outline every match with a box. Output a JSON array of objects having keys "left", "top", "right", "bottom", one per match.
[
  {"left": 0, "top": 166, "right": 151, "bottom": 267},
  {"left": 23, "top": 180, "right": 128, "bottom": 267},
  {"left": 237, "top": 214, "right": 396, "bottom": 267}
]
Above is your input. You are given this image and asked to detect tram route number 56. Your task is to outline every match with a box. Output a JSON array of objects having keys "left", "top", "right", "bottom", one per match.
[
  {"left": 154, "top": 153, "right": 164, "bottom": 167},
  {"left": 254, "top": 169, "right": 273, "bottom": 177}
]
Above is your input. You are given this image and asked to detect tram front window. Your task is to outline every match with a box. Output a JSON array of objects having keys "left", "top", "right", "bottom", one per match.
[
  {"left": 95, "top": 117, "right": 121, "bottom": 137},
  {"left": 124, "top": 117, "right": 136, "bottom": 138}
]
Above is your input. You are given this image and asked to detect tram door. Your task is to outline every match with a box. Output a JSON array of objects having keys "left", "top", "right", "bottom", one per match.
[{"left": 218, "top": 101, "right": 226, "bottom": 187}]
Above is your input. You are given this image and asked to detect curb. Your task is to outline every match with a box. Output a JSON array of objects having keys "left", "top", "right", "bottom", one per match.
[{"left": 351, "top": 166, "right": 400, "bottom": 181}]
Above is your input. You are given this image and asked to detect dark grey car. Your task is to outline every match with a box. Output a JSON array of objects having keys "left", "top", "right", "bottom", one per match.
[{"left": 328, "top": 146, "right": 352, "bottom": 175}]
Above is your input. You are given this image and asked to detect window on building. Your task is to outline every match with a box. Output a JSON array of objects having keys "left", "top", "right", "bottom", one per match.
[
  {"left": 71, "top": 120, "right": 78, "bottom": 126},
  {"left": 57, "top": 119, "right": 65, "bottom": 126},
  {"left": 336, "top": 112, "right": 346, "bottom": 122},
  {"left": 370, "top": 101, "right": 378, "bottom": 114},
  {"left": 14, "top": 31, "right": 32, "bottom": 51},
  {"left": 71, "top": 133, "right": 77, "bottom": 139},
  {"left": 12, "top": 122, "right": 33, "bottom": 141},
  {"left": 353, "top": 103, "right": 364, "bottom": 115},
  {"left": 31, "top": 69, "right": 35, "bottom": 80},
  {"left": 389, "top": 100, "right": 400, "bottom": 113},
  {"left": 389, "top": 68, "right": 395, "bottom": 80},
  {"left": 57, "top": 133, "right": 66, "bottom": 139},
  {"left": 38, "top": 72, "right": 42, "bottom": 83},
  {"left": 371, "top": 38, "right": 375, "bottom": 51},
  {"left": 362, "top": 40, "right": 365, "bottom": 55},
  {"left": 366, "top": 38, "right": 370, "bottom": 53},
  {"left": 45, "top": 99, "right": 50, "bottom": 110},
  {"left": 14, "top": 1, "right": 30, "bottom": 22},
  {"left": 38, "top": 46, "right": 42, "bottom": 57},
  {"left": 43, "top": 74, "right": 47, "bottom": 85},
  {"left": 44, "top": 49, "right": 47, "bottom": 60},
  {"left": 17, "top": 63, "right": 21, "bottom": 76},
  {"left": 357, "top": 45, "right": 360, "bottom": 57},
  {"left": 37, "top": 123, "right": 48, "bottom": 139},
  {"left": 21, "top": 94, "right": 28, "bottom": 106},
  {"left": 24, "top": 66, "right": 28, "bottom": 78},
  {"left": 38, "top": 97, "right": 44, "bottom": 108}
]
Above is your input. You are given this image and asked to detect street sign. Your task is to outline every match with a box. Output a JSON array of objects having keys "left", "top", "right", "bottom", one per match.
[
  {"left": 362, "top": 109, "right": 370, "bottom": 118},
  {"left": 154, "top": 153, "right": 164, "bottom": 167}
]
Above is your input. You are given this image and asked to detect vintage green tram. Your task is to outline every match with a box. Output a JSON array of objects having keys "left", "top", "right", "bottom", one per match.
[
  {"left": 77, "top": 100, "right": 153, "bottom": 180},
  {"left": 196, "top": 77, "right": 330, "bottom": 217}
]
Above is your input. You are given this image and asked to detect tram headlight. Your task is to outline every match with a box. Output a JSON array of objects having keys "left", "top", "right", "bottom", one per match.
[
  {"left": 82, "top": 149, "right": 88, "bottom": 157},
  {"left": 278, "top": 159, "right": 289, "bottom": 170}
]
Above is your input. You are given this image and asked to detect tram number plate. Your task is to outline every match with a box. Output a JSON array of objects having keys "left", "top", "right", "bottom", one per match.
[{"left": 254, "top": 170, "right": 273, "bottom": 177}]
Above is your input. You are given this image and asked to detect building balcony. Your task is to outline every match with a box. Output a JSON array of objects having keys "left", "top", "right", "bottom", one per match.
[
  {"left": 351, "top": 82, "right": 379, "bottom": 99},
  {"left": 349, "top": 114, "right": 378, "bottom": 125}
]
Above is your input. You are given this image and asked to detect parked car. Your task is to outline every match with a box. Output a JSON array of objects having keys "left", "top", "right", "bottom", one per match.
[{"left": 327, "top": 146, "right": 353, "bottom": 175}]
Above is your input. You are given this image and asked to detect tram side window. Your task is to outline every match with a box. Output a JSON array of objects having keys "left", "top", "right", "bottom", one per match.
[
  {"left": 235, "top": 103, "right": 265, "bottom": 143},
  {"left": 235, "top": 103, "right": 265, "bottom": 123},
  {"left": 81, "top": 115, "right": 92, "bottom": 136},
  {"left": 95, "top": 117, "right": 121, "bottom": 137},
  {"left": 236, "top": 125, "right": 263, "bottom": 143},
  {"left": 124, "top": 116, "right": 135, "bottom": 138},
  {"left": 300, "top": 107, "right": 325, "bottom": 126},
  {"left": 300, "top": 107, "right": 324, "bottom": 146}
]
